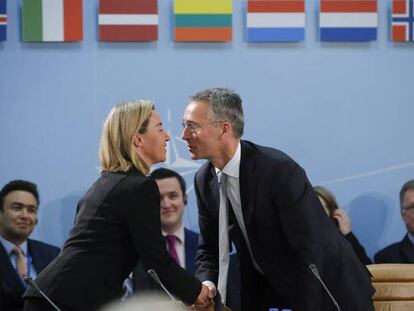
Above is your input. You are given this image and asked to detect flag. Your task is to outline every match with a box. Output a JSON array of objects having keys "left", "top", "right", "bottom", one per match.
[
  {"left": 0, "top": 0, "right": 6, "bottom": 42},
  {"left": 320, "top": 0, "right": 377, "bottom": 41},
  {"left": 22, "top": 0, "right": 83, "bottom": 42},
  {"left": 99, "top": 0, "right": 158, "bottom": 41},
  {"left": 247, "top": 0, "right": 305, "bottom": 42},
  {"left": 174, "top": 0, "right": 232, "bottom": 42},
  {"left": 392, "top": 0, "right": 414, "bottom": 41}
]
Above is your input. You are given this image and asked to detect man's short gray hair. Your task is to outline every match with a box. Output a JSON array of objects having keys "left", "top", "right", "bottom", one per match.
[{"left": 190, "top": 88, "right": 244, "bottom": 138}]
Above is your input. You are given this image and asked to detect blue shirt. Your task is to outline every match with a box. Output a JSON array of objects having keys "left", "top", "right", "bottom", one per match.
[{"left": 0, "top": 236, "right": 37, "bottom": 278}]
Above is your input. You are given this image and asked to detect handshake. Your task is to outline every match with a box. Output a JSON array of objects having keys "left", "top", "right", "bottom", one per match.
[{"left": 193, "top": 284, "right": 222, "bottom": 311}]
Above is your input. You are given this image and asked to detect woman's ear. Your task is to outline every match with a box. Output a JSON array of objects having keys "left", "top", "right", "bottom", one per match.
[{"left": 132, "top": 133, "right": 143, "bottom": 148}]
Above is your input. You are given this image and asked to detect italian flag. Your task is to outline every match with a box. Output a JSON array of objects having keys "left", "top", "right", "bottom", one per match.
[{"left": 23, "top": 0, "right": 83, "bottom": 42}]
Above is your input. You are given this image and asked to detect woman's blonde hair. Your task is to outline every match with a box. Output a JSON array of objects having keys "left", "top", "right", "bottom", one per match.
[
  {"left": 314, "top": 185, "right": 339, "bottom": 217},
  {"left": 99, "top": 100, "right": 154, "bottom": 175}
]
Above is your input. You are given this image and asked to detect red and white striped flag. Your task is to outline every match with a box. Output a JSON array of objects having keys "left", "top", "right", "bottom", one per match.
[{"left": 99, "top": 0, "right": 158, "bottom": 41}]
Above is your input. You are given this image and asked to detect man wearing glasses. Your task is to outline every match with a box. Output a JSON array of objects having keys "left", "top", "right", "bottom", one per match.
[
  {"left": 375, "top": 180, "right": 414, "bottom": 263},
  {"left": 181, "top": 87, "right": 375, "bottom": 311}
]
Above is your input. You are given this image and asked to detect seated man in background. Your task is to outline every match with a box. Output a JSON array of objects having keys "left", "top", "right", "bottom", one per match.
[
  {"left": 314, "top": 186, "right": 372, "bottom": 265},
  {"left": 375, "top": 179, "right": 414, "bottom": 263},
  {"left": 128, "top": 168, "right": 240, "bottom": 311},
  {"left": 0, "top": 180, "right": 60, "bottom": 311}
]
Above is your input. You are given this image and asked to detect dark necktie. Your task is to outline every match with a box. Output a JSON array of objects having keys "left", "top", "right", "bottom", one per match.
[{"left": 166, "top": 234, "right": 180, "bottom": 265}]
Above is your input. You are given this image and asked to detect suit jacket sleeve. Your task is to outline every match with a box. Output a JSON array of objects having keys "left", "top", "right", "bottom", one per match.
[
  {"left": 121, "top": 179, "right": 201, "bottom": 305},
  {"left": 344, "top": 232, "right": 372, "bottom": 265},
  {"left": 194, "top": 171, "right": 219, "bottom": 284}
]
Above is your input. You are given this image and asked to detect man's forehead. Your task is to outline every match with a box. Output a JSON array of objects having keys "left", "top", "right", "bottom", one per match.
[
  {"left": 4, "top": 190, "right": 37, "bottom": 204},
  {"left": 402, "top": 189, "right": 414, "bottom": 206}
]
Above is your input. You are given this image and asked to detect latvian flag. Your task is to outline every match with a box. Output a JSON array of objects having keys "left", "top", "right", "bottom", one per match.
[
  {"left": 320, "top": 0, "right": 377, "bottom": 41},
  {"left": 99, "top": 0, "right": 158, "bottom": 41},
  {"left": 0, "top": 0, "right": 6, "bottom": 42},
  {"left": 22, "top": 0, "right": 83, "bottom": 42},
  {"left": 392, "top": 0, "right": 414, "bottom": 41},
  {"left": 174, "top": 0, "right": 232, "bottom": 42},
  {"left": 247, "top": 0, "right": 305, "bottom": 42}
]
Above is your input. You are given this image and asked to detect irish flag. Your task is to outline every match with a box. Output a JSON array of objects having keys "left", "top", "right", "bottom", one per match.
[{"left": 22, "top": 0, "right": 83, "bottom": 42}]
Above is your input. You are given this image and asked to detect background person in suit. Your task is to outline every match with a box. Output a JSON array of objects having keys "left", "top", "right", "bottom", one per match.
[
  {"left": 314, "top": 185, "right": 372, "bottom": 265},
  {"left": 131, "top": 167, "right": 199, "bottom": 292},
  {"left": 129, "top": 168, "right": 241, "bottom": 311},
  {"left": 375, "top": 179, "right": 414, "bottom": 263},
  {"left": 181, "top": 88, "right": 375, "bottom": 311},
  {"left": 23, "top": 100, "right": 212, "bottom": 311},
  {"left": 0, "top": 180, "right": 60, "bottom": 311}
]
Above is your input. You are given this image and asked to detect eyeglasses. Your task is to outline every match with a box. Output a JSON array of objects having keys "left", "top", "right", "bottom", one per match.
[
  {"left": 181, "top": 120, "right": 226, "bottom": 134},
  {"left": 402, "top": 205, "right": 414, "bottom": 215}
]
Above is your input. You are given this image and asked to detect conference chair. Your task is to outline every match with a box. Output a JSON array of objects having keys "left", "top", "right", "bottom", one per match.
[{"left": 367, "top": 263, "right": 414, "bottom": 311}]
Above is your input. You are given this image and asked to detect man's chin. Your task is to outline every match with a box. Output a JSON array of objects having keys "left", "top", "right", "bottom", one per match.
[{"left": 189, "top": 152, "right": 200, "bottom": 160}]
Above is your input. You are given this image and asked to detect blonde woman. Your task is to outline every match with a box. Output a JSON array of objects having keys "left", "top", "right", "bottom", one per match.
[{"left": 24, "top": 100, "right": 211, "bottom": 311}]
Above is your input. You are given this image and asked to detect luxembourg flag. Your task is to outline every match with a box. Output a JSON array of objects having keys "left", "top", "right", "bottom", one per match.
[
  {"left": 392, "top": 0, "right": 414, "bottom": 41},
  {"left": 247, "top": 0, "right": 305, "bottom": 42},
  {"left": 320, "top": 0, "right": 377, "bottom": 41},
  {"left": 22, "top": 0, "right": 83, "bottom": 42},
  {"left": 99, "top": 0, "right": 158, "bottom": 41},
  {"left": 0, "top": 0, "right": 6, "bottom": 42}
]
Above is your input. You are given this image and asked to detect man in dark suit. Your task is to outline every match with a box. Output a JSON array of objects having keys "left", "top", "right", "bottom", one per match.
[
  {"left": 0, "top": 180, "right": 60, "bottom": 311},
  {"left": 181, "top": 88, "right": 375, "bottom": 311},
  {"left": 375, "top": 179, "right": 414, "bottom": 263},
  {"left": 130, "top": 168, "right": 241, "bottom": 311}
]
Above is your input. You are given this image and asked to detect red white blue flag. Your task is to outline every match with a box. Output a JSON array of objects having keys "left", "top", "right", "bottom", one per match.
[
  {"left": 320, "top": 0, "right": 377, "bottom": 41},
  {"left": 247, "top": 0, "right": 305, "bottom": 42},
  {"left": 392, "top": 0, "right": 414, "bottom": 41},
  {"left": 0, "top": 0, "right": 6, "bottom": 42}
]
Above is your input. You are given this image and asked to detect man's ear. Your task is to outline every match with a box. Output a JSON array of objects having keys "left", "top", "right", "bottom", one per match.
[
  {"left": 221, "top": 121, "right": 232, "bottom": 136},
  {"left": 183, "top": 193, "right": 188, "bottom": 205}
]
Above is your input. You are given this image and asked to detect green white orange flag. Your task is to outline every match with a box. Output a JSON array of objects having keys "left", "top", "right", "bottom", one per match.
[{"left": 22, "top": 0, "right": 83, "bottom": 42}]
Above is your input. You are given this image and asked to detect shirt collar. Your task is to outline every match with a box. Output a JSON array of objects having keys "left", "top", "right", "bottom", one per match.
[
  {"left": 215, "top": 142, "right": 241, "bottom": 179},
  {"left": 0, "top": 235, "right": 28, "bottom": 256},
  {"left": 162, "top": 225, "right": 185, "bottom": 244}
]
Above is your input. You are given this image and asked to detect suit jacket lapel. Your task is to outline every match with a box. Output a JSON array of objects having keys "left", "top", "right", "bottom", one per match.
[
  {"left": 0, "top": 241, "right": 25, "bottom": 293},
  {"left": 239, "top": 141, "right": 257, "bottom": 228},
  {"left": 208, "top": 165, "right": 220, "bottom": 217},
  {"left": 27, "top": 240, "right": 43, "bottom": 272},
  {"left": 402, "top": 235, "right": 414, "bottom": 263}
]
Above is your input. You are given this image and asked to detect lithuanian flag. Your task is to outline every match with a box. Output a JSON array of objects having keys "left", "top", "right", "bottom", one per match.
[{"left": 174, "top": 0, "right": 232, "bottom": 42}]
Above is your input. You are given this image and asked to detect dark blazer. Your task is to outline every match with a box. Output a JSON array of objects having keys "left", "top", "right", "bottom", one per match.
[
  {"left": 132, "top": 228, "right": 198, "bottom": 291},
  {"left": 0, "top": 239, "right": 60, "bottom": 311},
  {"left": 344, "top": 232, "right": 372, "bottom": 265},
  {"left": 374, "top": 235, "right": 414, "bottom": 263},
  {"left": 24, "top": 170, "right": 201, "bottom": 311},
  {"left": 194, "top": 140, "right": 375, "bottom": 311}
]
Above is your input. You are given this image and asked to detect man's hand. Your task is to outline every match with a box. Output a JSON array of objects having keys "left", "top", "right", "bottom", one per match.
[{"left": 194, "top": 284, "right": 214, "bottom": 310}]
